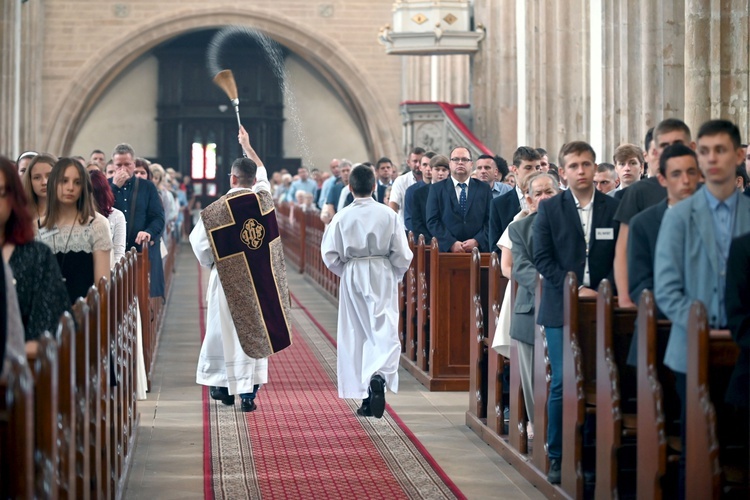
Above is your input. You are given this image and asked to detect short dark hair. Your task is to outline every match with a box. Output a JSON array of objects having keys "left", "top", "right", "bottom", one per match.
[
  {"left": 597, "top": 162, "right": 616, "bottom": 173},
  {"left": 558, "top": 141, "right": 596, "bottom": 168},
  {"left": 658, "top": 143, "right": 698, "bottom": 177},
  {"left": 495, "top": 155, "right": 509, "bottom": 180},
  {"left": 410, "top": 147, "right": 426, "bottom": 156},
  {"left": 535, "top": 148, "right": 548, "bottom": 157},
  {"left": 376, "top": 157, "right": 392, "bottom": 168},
  {"left": 477, "top": 154, "right": 495, "bottom": 162},
  {"left": 737, "top": 163, "right": 750, "bottom": 190},
  {"left": 654, "top": 118, "right": 692, "bottom": 145},
  {"left": 423, "top": 151, "right": 436, "bottom": 160},
  {"left": 697, "top": 119, "right": 742, "bottom": 149},
  {"left": 512, "top": 146, "right": 542, "bottom": 167},
  {"left": 644, "top": 127, "right": 655, "bottom": 152},
  {"left": 231, "top": 157, "right": 258, "bottom": 186},
  {"left": 349, "top": 164, "right": 375, "bottom": 196},
  {"left": 91, "top": 149, "right": 105, "bottom": 156}
]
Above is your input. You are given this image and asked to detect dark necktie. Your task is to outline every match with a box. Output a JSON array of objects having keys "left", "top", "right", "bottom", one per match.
[{"left": 458, "top": 183, "right": 467, "bottom": 215}]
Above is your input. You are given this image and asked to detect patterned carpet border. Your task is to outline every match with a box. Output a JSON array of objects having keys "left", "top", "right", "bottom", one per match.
[
  {"left": 289, "top": 292, "right": 466, "bottom": 500},
  {"left": 200, "top": 259, "right": 464, "bottom": 499}
]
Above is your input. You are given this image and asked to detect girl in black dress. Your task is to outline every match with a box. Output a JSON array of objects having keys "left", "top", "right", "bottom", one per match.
[
  {"left": 0, "top": 156, "right": 68, "bottom": 343},
  {"left": 38, "top": 158, "right": 112, "bottom": 305}
]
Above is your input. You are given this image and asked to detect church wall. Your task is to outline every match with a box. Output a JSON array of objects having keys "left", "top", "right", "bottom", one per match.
[
  {"left": 282, "top": 54, "right": 369, "bottom": 169},
  {"left": 70, "top": 55, "right": 159, "bottom": 159},
  {"left": 1, "top": 0, "right": 403, "bottom": 162}
]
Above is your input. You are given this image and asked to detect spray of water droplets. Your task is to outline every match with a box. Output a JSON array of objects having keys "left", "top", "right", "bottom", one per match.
[{"left": 207, "top": 26, "right": 314, "bottom": 169}]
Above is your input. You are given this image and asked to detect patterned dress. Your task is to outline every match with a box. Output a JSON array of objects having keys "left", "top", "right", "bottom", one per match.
[{"left": 37, "top": 213, "right": 113, "bottom": 305}]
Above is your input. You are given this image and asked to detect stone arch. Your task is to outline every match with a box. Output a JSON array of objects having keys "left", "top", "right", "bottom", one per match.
[{"left": 45, "top": 6, "right": 399, "bottom": 159}]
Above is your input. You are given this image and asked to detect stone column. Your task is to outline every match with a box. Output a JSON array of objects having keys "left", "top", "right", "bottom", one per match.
[
  {"left": 718, "top": 1, "right": 749, "bottom": 136},
  {"left": 684, "top": 0, "right": 712, "bottom": 130},
  {"left": 472, "top": 0, "right": 516, "bottom": 158}
]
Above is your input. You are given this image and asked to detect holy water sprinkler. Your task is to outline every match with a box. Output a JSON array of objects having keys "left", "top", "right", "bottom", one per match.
[{"left": 212, "top": 69, "right": 242, "bottom": 129}]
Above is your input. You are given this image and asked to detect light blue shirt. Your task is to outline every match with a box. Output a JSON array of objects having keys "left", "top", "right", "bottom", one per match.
[
  {"left": 491, "top": 181, "right": 514, "bottom": 198},
  {"left": 317, "top": 176, "right": 338, "bottom": 209},
  {"left": 703, "top": 188, "right": 739, "bottom": 326},
  {"left": 285, "top": 178, "right": 317, "bottom": 203}
]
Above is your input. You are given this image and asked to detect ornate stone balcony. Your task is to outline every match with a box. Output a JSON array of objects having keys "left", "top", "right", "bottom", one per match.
[{"left": 378, "top": 1, "right": 485, "bottom": 55}]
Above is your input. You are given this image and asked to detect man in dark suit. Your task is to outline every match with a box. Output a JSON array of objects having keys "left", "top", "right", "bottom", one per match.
[
  {"left": 426, "top": 147, "right": 492, "bottom": 252},
  {"left": 626, "top": 144, "right": 700, "bottom": 365},
  {"left": 489, "top": 147, "right": 542, "bottom": 252},
  {"left": 374, "top": 157, "right": 393, "bottom": 204},
  {"left": 412, "top": 155, "right": 450, "bottom": 244},
  {"left": 532, "top": 141, "right": 620, "bottom": 484},
  {"left": 110, "top": 143, "right": 166, "bottom": 298}
]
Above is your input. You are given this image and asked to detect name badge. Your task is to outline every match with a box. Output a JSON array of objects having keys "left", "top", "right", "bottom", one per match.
[
  {"left": 596, "top": 228, "right": 614, "bottom": 240},
  {"left": 37, "top": 227, "right": 60, "bottom": 239}
]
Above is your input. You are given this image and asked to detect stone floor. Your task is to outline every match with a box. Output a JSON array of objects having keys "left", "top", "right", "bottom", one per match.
[{"left": 124, "top": 244, "right": 545, "bottom": 500}]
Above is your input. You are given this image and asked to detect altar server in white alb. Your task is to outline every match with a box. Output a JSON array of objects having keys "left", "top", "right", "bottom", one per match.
[{"left": 321, "top": 164, "right": 413, "bottom": 418}]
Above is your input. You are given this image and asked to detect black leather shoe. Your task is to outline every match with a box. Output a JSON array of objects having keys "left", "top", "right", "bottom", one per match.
[
  {"left": 356, "top": 405, "right": 373, "bottom": 417},
  {"left": 369, "top": 374, "right": 386, "bottom": 419},
  {"left": 241, "top": 398, "right": 257, "bottom": 412},
  {"left": 221, "top": 395, "right": 235, "bottom": 406},
  {"left": 210, "top": 386, "right": 228, "bottom": 401},
  {"left": 547, "top": 458, "right": 561, "bottom": 484}
]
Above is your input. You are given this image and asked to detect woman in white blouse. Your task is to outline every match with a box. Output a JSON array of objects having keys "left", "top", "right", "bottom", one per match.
[{"left": 90, "top": 169, "right": 126, "bottom": 267}]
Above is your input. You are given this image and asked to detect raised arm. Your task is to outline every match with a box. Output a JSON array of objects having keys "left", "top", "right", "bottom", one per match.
[{"left": 238, "top": 125, "right": 270, "bottom": 193}]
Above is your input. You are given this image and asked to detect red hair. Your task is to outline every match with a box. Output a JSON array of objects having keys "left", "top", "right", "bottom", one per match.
[
  {"left": 0, "top": 156, "right": 35, "bottom": 245},
  {"left": 90, "top": 169, "right": 114, "bottom": 217}
]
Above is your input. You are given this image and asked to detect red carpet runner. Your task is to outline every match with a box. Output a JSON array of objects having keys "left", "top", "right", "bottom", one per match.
[{"left": 199, "top": 264, "right": 464, "bottom": 499}]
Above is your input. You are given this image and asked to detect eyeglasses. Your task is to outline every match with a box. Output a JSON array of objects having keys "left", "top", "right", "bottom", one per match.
[{"left": 451, "top": 157, "right": 471, "bottom": 164}]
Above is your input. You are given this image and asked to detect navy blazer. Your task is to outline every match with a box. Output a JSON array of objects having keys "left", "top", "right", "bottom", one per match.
[
  {"left": 426, "top": 177, "right": 492, "bottom": 252},
  {"left": 533, "top": 189, "right": 620, "bottom": 327},
  {"left": 489, "top": 189, "right": 521, "bottom": 253},
  {"left": 726, "top": 232, "right": 750, "bottom": 406},
  {"left": 376, "top": 182, "right": 389, "bottom": 204},
  {"left": 411, "top": 183, "right": 432, "bottom": 244}
]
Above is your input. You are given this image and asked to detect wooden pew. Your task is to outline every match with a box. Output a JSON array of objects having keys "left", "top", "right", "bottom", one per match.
[
  {"left": 72, "top": 298, "right": 92, "bottom": 500},
  {"left": 636, "top": 290, "right": 674, "bottom": 500},
  {"left": 403, "top": 232, "right": 417, "bottom": 355},
  {"left": 85, "top": 287, "right": 104, "bottom": 499},
  {"left": 33, "top": 331, "right": 59, "bottom": 500},
  {"left": 468, "top": 247, "right": 491, "bottom": 420},
  {"left": 0, "top": 356, "right": 35, "bottom": 499},
  {"left": 594, "top": 279, "right": 637, "bottom": 500},
  {"left": 561, "top": 272, "right": 597, "bottom": 499},
  {"left": 57, "top": 311, "right": 78, "bottom": 499},
  {"left": 415, "top": 238, "right": 435, "bottom": 372},
  {"left": 98, "top": 277, "right": 112, "bottom": 500},
  {"left": 486, "top": 253, "right": 508, "bottom": 436},
  {"left": 685, "top": 301, "right": 741, "bottom": 499},
  {"left": 401, "top": 245, "right": 490, "bottom": 391},
  {"left": 532, "top": 275, "right": 550, "bottom": 475}
]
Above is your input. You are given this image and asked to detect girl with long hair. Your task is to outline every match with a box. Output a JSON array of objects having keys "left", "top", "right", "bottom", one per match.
[
  {"left": 21, "top": 153, "right": 57, "bottom": 228},
  {"left": 0, "top": 156, "right": 69, "bottom": 342},
  {"left": 38, "top": 158, "right": 112, "bottom": 304},
  {"left": 90, "top": 169, "right": 127, "bottom": 266}
]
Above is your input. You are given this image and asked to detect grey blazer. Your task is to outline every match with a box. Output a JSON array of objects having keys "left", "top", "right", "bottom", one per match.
[
  {"left": 655, "top": 189, "right": 750, "bottom": 374},
  {"left": 508, "top": 213, "right": 538, "bottom": 345}
]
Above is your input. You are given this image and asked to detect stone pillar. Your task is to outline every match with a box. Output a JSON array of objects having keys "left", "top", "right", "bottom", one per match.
[
  {"left": 685, "top": 0, "right": 712, "bottom": 130},
  {"left": 0, "top": 0, "right": 19, "bottom": 156},
  {"left": 472, "top": 0, "right": 517, "bottom": 159},
  {"left": 718, "top": 1, "right": 749, "bottom": 136}
]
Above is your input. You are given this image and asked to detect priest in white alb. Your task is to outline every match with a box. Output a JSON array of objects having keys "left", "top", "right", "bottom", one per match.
[
  {"left": 321, "top": 164, "right": 413, "bottom": 418},
  {"left": 190, "top": 126, "right": 292, "bottom": 412}
]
